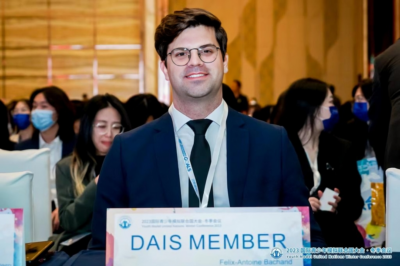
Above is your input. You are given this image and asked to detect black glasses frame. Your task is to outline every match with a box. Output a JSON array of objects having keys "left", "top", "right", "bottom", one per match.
[{"left": 167, "top": 44, "right": 220, "bottom": 66}]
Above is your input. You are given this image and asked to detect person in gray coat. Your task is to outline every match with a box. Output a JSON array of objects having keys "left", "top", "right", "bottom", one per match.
[{"left": 53, "top": 94, "right": 130, "bottom": 254}]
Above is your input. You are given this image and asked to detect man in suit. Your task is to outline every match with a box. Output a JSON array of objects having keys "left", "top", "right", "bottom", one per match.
[
  {"left": 369, "top": 39, "right": 400, "bottom": 191},
  {"left": 91, "top": 8, "right": 325, "bottom": 249}
]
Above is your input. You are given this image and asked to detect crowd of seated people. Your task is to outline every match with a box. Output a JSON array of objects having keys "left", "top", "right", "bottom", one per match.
[{"left": 0, "top": 77, "right": 385, "bottom": 254}]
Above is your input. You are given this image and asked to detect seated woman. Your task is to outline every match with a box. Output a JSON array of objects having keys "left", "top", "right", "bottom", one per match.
[
  {"left": 276, "top": 78, "right": 364, "bottom": 247},
  {"left": 54, "top": 94, "right": 130, "bottom": 253},
  {"left": 15, "top": 86, "right": 76, "bottom": 232},
  {"left": 9, "top": 99, "right": 35, "bottom": 143}
]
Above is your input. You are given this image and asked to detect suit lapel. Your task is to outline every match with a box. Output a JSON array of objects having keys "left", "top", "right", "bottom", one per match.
[
  {"left": 226, "top": 109, "right": 249, "bottom": 207},
  {"left": 287, "top": 132, "right": 314, "bottom": 191},
  {"left": 153, "top": 113, "right": 182, "bottom": 207}
]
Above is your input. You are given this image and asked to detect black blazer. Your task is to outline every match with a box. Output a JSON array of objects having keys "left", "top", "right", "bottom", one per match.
[
  {"left": 369, "top": 39, "right": 400, "bottom": 170},
  {"left": 14, "top": 134, "right": 76, "bottom": 158},
  {"left": 333, "top": 116, "right": 369, "bottom": 161},
  {"left": 288, "top": 131, "right": 364, "bottom": 247}
]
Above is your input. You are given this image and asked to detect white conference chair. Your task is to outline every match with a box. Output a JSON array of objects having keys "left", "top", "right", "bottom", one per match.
[
  {"left": 0, "top": 171, "right": 33, "bottom": 244},
  {"left": 385, "top": 168, "right": 400, "bottom": 251},
  {"left": 0, "top": 149, "right": 51, "bottom": 242}
]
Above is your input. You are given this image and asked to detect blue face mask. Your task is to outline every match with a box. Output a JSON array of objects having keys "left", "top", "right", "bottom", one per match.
[
  {"left": 31, "top": 110, "right": 55, "bottom": 132},
  {"left": 322, "top": 106, "right": 339, "bottom": 132},
  {"left": 353, "top": 102, "right": 369, "bottom": 122},
  {"left": 13, "top": 114, "right": 31, "bottom": 130}
]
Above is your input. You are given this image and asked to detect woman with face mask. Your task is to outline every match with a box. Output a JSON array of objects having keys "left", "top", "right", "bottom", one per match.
[
  {"left": 15, "top": 86, "right": 76, "bottom": 232},
  {"left": 333, "top": 79, "right": 373, "bottom": 161},
  {"left": 53, "top": 94, "right": 130, "bottom": 253},
  {"left": 9, "top": 99, "right": 34, "bottom": 143},
  {"left": 276, "top": 78, "right": 364, "bottom": 248}
]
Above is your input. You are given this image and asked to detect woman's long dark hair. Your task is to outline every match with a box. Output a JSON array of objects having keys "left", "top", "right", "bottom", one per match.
[
  {"left": 275, "top": 78, "right": 329, "bottom": 137},
  {"left": 30, "top": 86, "right": 75, "bottom": 142},
  {"left": 71, "top": 94, "right": 131, "bottom": 195}
]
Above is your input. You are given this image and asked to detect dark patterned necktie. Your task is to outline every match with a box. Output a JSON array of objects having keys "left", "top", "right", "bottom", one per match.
[{"left": 187, "top": 119, "right": 214, "bottom": 207}]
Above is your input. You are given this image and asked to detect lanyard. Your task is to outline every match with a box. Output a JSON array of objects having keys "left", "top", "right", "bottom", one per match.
[{"left": 174, "top": 102, "right": 228, "bottom": 208}]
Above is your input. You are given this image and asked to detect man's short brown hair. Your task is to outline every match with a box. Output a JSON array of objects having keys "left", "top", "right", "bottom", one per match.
[{"left": 155, "top": 8, "right": 228, "bottom": 64}]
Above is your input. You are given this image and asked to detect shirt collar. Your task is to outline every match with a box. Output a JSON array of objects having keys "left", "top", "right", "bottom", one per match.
[
  {"left": 39, "top": 134, "right": 61, "bottom": 148},
  {"left": 169, "top": 100, "right": 226, "bottom": 132}
]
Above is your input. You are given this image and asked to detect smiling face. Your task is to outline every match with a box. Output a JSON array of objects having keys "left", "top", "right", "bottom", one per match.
[{"left": 160, "top": 25, "right": 228, "bottom": 104}]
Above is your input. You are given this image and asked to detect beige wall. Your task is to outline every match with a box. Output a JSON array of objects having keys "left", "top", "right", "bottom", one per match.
[{"left": 169, "top": 0, "right": 365, "bottom": 106}]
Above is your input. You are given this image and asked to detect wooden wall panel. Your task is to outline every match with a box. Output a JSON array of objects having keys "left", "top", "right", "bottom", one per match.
[
  {"left": 52, "top": 79, "right": 93, "bottom": 100},
  {"left": 1, "top": 0, "right": 142, "bottom": 100},
  {"left": 52, "top": 50, "right": 93, "bottom": 75},
  {"left": 5, "top": 78, "right": 48, "bottom": 100},
  {"left": 5, "top": 49, "right": 48, "bottom": 76},
  {"left": 5, "top": 18, "right": 48, "bottom": 47},
  {"left": 50, "top": 0, "right": 93, "bottom": 17},
  {"left": 0, "top": 18, "right": 3, "bottom": 48},
  {"left": 97, "top": 0, "right": 139, "bottom": 16},
  {"left": 97, "top": 50, "right": 139, "bottom": 74},
  {"left": 4, "top": 0, "right": 47, "bottom": 18},
  {"left": 97, "top": 19, "right": 140, "bottom": 44},
  {"left": 51, "top": 19, "right": 94, "bottom": 45},
  {"left": 98, "top": 79, "right": 139, "bottom": 101}
]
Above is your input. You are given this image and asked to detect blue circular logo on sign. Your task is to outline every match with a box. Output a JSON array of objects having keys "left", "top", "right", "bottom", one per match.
[
  {"left": 119, "top": 216, "right": 132, "bottom": 229},
  {"left": 271, "top": 248, "right": 283, "bottom": 259}
]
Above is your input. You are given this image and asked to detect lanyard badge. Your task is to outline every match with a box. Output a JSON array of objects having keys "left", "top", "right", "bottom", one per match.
[{"left": 173, "top": 102, "right": 228, "bottom": 208}]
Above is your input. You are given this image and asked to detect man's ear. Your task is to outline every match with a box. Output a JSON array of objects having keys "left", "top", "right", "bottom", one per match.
[
  {"left": 160, "top": 60, "right": 170, "bottom": 81},
  {"left": 223, "top": 54, "right": 229, "bottom": 74}
]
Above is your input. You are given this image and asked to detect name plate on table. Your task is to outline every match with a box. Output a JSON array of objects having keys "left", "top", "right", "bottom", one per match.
[
  {"left": 0, "top": 208, "right": 24, "bottom": 266},
  {"left": 106, "top": 207, "right": 311, "bottom": 266}
]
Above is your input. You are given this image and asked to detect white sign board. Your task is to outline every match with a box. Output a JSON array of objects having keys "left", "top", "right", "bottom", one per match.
[{"left": 106, "top": 207, "right": 311, "bottom": 266}]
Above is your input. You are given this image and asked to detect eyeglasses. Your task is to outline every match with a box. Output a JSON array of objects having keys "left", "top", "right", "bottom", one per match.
[
  {"left": 93, "top": 122, "right": 124, "bottom": 136},
  {"left": 167, "top": 44, "right": 220, "bottom": 66}
]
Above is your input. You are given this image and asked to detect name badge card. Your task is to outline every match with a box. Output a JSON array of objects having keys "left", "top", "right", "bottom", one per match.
[
  {"left": 0, "top": 208, "right": 24, "bottom": 266},
  {"left": 106, "top": 207, "right": 311, "bottom": 266}
]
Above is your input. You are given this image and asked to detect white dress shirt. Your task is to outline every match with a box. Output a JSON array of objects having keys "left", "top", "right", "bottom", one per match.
[
  {"left": 39, "top": 134, "right": 63, "bottom": 206},
  {"left": 169, "top": 100, "right": 230, "bottom": 207},
  {"left": 304, "top": 150, "right": 321, "bottom": 195}
]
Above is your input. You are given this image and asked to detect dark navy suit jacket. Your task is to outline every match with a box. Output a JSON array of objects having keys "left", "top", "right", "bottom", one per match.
[{"left": 91, "top": 109, "right": 325, "bottom": 249}]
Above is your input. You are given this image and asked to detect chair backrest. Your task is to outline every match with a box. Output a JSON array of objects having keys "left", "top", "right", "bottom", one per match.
[
  {"left": 385, "top": 168, "right": 400, "bottom": 251},
  {"left": 0, "top": 171, "right": 33, "bottom": 244},
  {"left": 0, "top": 149, "right": 51, "bottom": 242}
]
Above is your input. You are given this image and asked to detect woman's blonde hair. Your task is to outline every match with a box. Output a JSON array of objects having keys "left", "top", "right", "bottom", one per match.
[{"left": 70, "top": 151, "right": 95, "bottom": 196}]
